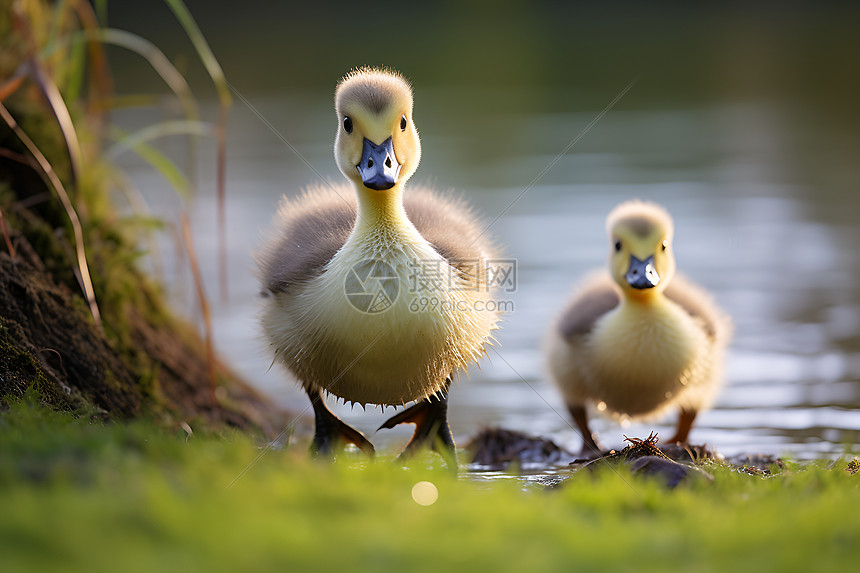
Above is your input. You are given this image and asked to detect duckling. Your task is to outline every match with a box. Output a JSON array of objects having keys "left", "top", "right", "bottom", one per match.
[
  {"left": 545, "top": 200, "right": 731, "bottom": 456},
  {"left": 256, "top": 67, "right": 502, "bottom": 462}
]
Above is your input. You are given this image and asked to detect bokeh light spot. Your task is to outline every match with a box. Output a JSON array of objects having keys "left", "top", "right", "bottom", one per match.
[{"left": 411, "top": 481, "right": 438, "bottom": 506}]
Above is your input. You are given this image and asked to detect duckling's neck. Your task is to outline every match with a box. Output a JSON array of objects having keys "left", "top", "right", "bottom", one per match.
[
  {"left": 343, "top": 183, "right": 437, "bottom": 275},
  {"left": 352, "top": 184, "right": 413, "bottom": 236},
  {"left": 619, "top": 290, "right": 667, "bottom": 311}
]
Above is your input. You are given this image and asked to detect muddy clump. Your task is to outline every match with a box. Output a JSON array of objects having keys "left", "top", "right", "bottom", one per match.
[
  {"left": 467, "top": 427, "right": 577, "bottom": 470},
  {"left": 573, "top": 433, "right": 716, "bottom": 488}
]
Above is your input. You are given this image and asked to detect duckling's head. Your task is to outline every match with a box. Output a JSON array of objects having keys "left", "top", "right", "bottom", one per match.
[
  {"left": 606, "top": 200, "right": 675, "bottom": 300},
  {"left": 334, "top": 67, "right": 421, "bottom": 193}
]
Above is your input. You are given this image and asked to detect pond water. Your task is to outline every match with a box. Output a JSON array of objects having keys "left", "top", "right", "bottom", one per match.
[
  {"left": 108, "top": 3, "right": 860, "bottom": 464},
  {"left": 116, "top": 91, "right": 860, "bottom": 463}
]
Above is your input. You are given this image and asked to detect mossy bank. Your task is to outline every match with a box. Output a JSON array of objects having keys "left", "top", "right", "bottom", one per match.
[{"left": 0, "top": 0, "right": 284, "bottom": 435}]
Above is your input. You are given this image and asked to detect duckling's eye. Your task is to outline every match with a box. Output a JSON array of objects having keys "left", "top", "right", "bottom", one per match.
[
  {"left": 400, "top": 114, "right": 407, "bottom": 131},
  {"left": 662, "top": 240, "right": 669, "bottom": 251},
  {"left": 614, "top": 240, "right": 622, "bottom": 252},
  {"left": 342, "top": 116, "right": 353, "bottom": 134}
]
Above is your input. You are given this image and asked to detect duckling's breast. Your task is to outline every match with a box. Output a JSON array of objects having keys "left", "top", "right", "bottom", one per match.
[
  {"left": 261, "top": 225, "right": 499, "bottom": 406},
  {"left": 584, "top": 300, "right": 711, "bottom": 417}
]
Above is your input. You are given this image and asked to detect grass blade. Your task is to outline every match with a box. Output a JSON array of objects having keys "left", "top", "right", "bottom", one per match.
[
  {"left": 105, "top": 121, "right": 214, "bottom": 200},
  {"left": 107, "top": 126, "right": 193, "bottom": 199},
  {"left": 0, "top": 206, "right": 16, "bottom": 258},
  {"left": 0, "top": 102, "right": 102, "bottom": 329},
  {"left": 109, "top": 168, "right": 165, "bottom": 283},
  {"left": 87, "top": 27, "right": 201, "bottom": 203},
  {"left": 62, "top": 28, "right": 87, "bottom": 103},
  {"left": 161, "top": 0, "right": 231, "bottom": 107},
  {"left": 88, "top": 28, "right": 198, "bottom": 123},
  {"left": 163, "top": 0, "right": 231, "bottom": 301},
  {"left": 94, "top": 0, "right": 108, "bottom": 26},
  {"left": 105, "top": 120, "right": 213, "bottom": 160},
  {"left": 179, "top": 211, "right": 217, "bottom": 405},
  {"left": 0, "top": 74, "right": 26, "bottom": 103},
  {"left": 28, "top": 58, "right": 84, "bottom": 188},
  {"left": 68, "top": 0, "right": 113, "bottom": 132}
]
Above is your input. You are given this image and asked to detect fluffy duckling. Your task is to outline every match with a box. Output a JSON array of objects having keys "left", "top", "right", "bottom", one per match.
[
  {"left": 256, "top": 67, "right": 502, "bottom": 462},
  {"left": 545, "top": 200, "right": 731, "bottom": 456}
]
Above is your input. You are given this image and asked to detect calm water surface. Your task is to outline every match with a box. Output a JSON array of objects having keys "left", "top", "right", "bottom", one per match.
[{"left": 117, "top": 88, "right": 860, "bottom": 463}]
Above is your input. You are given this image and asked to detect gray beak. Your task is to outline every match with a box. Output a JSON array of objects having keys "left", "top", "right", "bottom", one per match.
[
  {"left": 357, "top": 136, "right": 401, "bottom": 190},
  {"left": 626, "top": 254, "right": 660, "bottom": 289}
]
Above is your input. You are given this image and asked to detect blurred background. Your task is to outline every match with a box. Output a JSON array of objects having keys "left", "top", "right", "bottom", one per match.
[{"left": 104, "top": 1, "right": 860, "bottom": 459}]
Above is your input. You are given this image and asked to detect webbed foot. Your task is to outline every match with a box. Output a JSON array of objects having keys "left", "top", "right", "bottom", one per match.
[
  {"left": 378, "top": 385, "right": 456, "bottom": 469},
  {"left": 308, "top": 387, "right": 374, "bottom": 457}
]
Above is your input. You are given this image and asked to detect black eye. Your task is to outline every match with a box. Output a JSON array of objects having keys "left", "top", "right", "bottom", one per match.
[
  {"left": 662, "top": 240, "right": 669, "bottom": 251},
  {"left": 400, "top": 114, "right": 407, "bottom": 131},
  {"left": 614, "top": 240, "right": 622, "bottom": 252},
  {"left": 343, "top": 116, "right": 353, "bottom": 134}
]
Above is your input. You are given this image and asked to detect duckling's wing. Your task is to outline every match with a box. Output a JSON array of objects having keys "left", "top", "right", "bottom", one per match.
[
  {"left": 256, "top": 186, "right": 356, "bottom": 293},
  {"left": 664, "top": 274, "right": 727, "bottom": 341},
  {"left": 557, "top": 274, "right": 620, "bottom": 340},
  {"left": 405, "top": 188, "right": 500, "bottom": 278}
]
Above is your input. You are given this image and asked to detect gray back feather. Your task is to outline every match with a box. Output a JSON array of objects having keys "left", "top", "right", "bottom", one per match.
[
  {"left": 257, "top": 185, "right": 498, "bottom": 293},
  {"left": 256, "top": 187, "right": 355, "bottom": 293},
  {"left": 557, "top": 275, "right": 620, "bottom": 339},
  {"left": 558, "top": 273, "right": 724, "bottom": 341},
  {"left": 405, "top": 188, "right": 495, "bottom": 265},
  {"left": 664, "top": 275, "right": 723, "bottom": 340}
]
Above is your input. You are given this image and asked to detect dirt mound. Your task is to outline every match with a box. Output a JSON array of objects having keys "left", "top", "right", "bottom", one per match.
[
  {"left": 1, "top": 252, "right": 141, "bottom": 414},
  {"left": 0, "top": 248, "right": 286, "bottom": 436}
]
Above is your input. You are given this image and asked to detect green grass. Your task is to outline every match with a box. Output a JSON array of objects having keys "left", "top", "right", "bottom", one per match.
[{"left": 1, "top": 396, "right": 859, "bottom": 573}]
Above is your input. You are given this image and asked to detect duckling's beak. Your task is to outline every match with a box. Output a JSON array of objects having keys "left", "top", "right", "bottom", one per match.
[
  {"left": 625, "top": 254, "right": 660, "bottom": 289},
  {"left": 357, "top": 136, "right": 401, "bottom": 190}
]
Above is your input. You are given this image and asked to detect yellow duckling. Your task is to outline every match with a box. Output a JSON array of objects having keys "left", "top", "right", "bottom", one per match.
[
  {"left": 256, "top": 67, "right": 501, "bottom": 461},
  {"left": 545, "top": 200, "right": 731, "bottom": 456}
]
